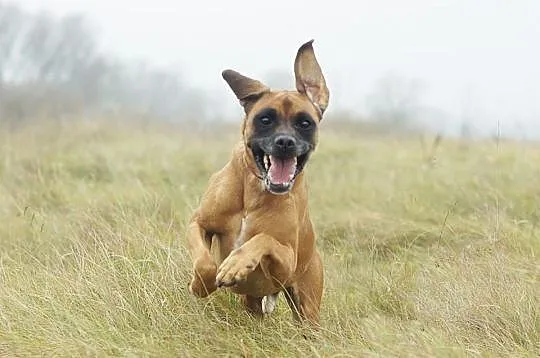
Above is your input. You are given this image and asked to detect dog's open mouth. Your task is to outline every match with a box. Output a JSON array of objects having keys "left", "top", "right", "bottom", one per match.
[{"left": 253, "top": 149, "right": 309, "bottom": 195}]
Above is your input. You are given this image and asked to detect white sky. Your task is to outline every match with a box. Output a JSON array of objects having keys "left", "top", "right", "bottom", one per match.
[{"left": 14, "top": 0, "right": 540, "bottom": 137}]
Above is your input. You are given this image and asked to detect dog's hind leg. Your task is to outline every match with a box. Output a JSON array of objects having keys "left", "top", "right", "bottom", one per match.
[
  {"left": 284, "top": 251, "right": 324, "bottom": 326},
  {"left": 241, "top": 294, "right": 278, "bottom": 317},
  {"left": 241, "top": 295, "right": 263, "bottom": 316},
  {"left": 262, "top": 293, "right": 279, "bottom": 314}
]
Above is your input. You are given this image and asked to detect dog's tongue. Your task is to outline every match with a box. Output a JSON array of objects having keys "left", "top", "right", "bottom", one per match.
[{"left": 269, "top": 156, "right": 296, "bottom": 185}]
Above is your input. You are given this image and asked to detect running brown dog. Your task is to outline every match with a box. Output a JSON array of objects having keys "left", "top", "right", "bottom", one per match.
[{"left": 186, "top": 40, "right": 329, "bottom": 325}]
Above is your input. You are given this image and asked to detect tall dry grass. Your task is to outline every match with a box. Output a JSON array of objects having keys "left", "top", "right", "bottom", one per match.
[{"left": 0, "top": 118, "right": 538, "bottom": 357}]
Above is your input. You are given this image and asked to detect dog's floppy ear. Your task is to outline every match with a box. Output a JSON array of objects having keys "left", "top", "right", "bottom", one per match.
[
  {"left": 294, "top": 40, "right": 329, "bottom": 116},
  {"left": 222, "top": 69, "right": 270, "bottom": 113}
]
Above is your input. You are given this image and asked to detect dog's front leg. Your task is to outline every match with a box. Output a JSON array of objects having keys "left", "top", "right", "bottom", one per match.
[
  {"left": 186, "top": 215, "right": 218, "bottom": 298},
  {"left": 215, "top": 234, "right": 296, "bottom": 289}
]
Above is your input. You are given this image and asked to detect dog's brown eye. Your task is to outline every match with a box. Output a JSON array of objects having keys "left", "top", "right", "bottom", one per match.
[
  {"left": 296, "top": 119, "right": 312, "bottom": 129},
  {"left": 259, "top": 117, "right": 273, "bottom": 126}
]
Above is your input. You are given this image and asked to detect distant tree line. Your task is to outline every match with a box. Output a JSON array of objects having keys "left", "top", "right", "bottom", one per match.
[
  {"left": 0, "top": 3, "right": 209, "bottom": 122},
  {"left": 0, "top": 2, "right": 434, "bottom": 133}
]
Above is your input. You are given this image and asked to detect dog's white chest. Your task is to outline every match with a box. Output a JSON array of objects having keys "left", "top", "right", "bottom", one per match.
[{"left": 234, "top": 216, "right": 248, "bottom": 249}]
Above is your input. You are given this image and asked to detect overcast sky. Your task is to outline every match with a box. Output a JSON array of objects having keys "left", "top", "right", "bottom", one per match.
[{"left": 14, "top": 0, "right": 540, "bottom": 137}]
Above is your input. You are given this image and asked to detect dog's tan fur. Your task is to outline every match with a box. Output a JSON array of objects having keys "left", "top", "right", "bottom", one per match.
[{"left": 186, "top": 40, "right": 329, "bottom": 325}]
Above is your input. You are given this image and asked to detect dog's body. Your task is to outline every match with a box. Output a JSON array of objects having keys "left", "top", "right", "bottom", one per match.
[{"left": 186, "top": 41, "right": 329, "bottom": 325}]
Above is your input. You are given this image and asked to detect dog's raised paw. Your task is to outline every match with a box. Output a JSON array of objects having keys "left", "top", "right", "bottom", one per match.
[{"left": 215, "top": 249, "right": 257, "bottom": 288}]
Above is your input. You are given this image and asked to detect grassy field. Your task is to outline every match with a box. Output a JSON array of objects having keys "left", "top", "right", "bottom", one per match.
[{"left": 0, "top": 119, "right": 538, "bottom": 357}]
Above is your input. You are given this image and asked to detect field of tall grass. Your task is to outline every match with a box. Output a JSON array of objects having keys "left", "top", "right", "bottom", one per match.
[{"left": 0, "top": 118, "right": 538, "bottom": 357}]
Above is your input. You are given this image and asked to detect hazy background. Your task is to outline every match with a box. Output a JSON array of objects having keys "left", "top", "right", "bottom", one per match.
[{"left": 2, "top": 0, "right": 539, "bottom": 138}]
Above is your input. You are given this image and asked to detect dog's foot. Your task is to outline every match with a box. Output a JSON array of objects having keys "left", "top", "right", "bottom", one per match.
[
  {"left": 215, "top": 249, "right": 258, "bottom": 287},
  {"left": 189, "top": 256, "right": 218, "bottom": 298},
  {"left": 262, "top": 293, "right": 279, "bottom": 314}
]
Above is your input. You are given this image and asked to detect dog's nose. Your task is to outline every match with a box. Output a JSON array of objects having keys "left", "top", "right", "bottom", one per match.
[{"left": 274, "top": 135, "right": 297, "bottom": 152}]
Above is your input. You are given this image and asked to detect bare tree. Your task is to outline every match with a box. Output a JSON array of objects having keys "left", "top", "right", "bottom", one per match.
[
  {"left": 0, "top": 3, "right": 25, "bottom": 83},
  {"left": 0, "top": 3, "right": 208, "bottom": 122}
]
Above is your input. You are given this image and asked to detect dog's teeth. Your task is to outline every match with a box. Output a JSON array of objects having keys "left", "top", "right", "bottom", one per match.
[{"left": 264, "top": 155, "right": 270, "bottom": 170}]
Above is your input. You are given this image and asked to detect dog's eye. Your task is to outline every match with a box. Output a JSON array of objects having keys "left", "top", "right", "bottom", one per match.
[
  {"left": 296, "top": 119, "right": 312, "bottom": 130},
  {"left": 259, "top": 117, "right": 273, "bottom": 126}
]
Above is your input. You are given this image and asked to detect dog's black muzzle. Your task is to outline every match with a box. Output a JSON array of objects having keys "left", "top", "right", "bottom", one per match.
[{"left": 249, "top": 133, "right": 313, "bottom": 195}]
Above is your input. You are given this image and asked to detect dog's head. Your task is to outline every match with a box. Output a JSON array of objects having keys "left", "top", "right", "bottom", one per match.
[{"left": 222, "top": 40, "right": 329, "bottom": 195}]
